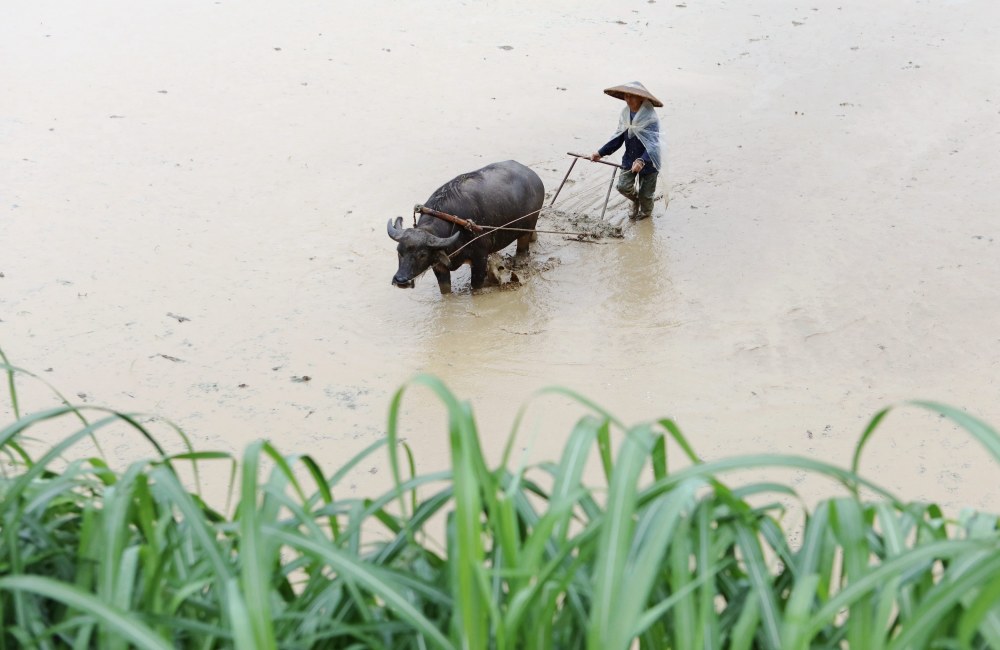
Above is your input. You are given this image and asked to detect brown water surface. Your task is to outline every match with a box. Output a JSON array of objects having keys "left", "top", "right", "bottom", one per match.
[{"left": 3, "top": 0, "right": 999, "bottom": 511}]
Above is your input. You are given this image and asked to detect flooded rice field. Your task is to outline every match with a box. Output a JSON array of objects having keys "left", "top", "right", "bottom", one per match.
[{"left": 3, "top": 0, "right": 1000, "bottom": 511}]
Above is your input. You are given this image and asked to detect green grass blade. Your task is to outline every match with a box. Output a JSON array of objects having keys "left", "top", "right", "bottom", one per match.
[
  {"left": 888, "top": 552, "right": 1000, "bottom": 650},
  {"left": 225, "top": 578, "right": 255, "bottom": 650},
  {"left": 695, "top": 501, "right": 722, "bottom": 650},
  {"left": 734, "top": 521, "right": 782, "bottom": 649},
  {"left": 830, "top": 498, "right": 874, "bottom": 649},
  {"left": 632, "top": 564, "right": 721, "bottom": 638},
  {"left": 870, "top": 575, "right": 901, "bottom": 650},
  {"left": 237, "top": 440, "right": 277, "bottom": 650},
  {"left": 548, "top": 415, "right": 602, "bottom": 544},
  {"left": 911, "top": 400, "right": 1000, "bottom": 462},
  {"left": 504, "top": 385, "right": 626, "bottom": 469},
  {"left": 807, "top": 539, "right": 995, "bottom": 637},
  {"left": 626, "top": 480, "right": 700, "bottom": 644},
  {"left": 505, "top": 385, "right": 622, "bottom": 482},
  {"left": 874, "top": 502, "right": 916, "bottom": 619},
  {"left": 957, "top": 572, "right": 1000, "bottom": 647},
  {"left": 853, "top": 401, "right": 1000, "bottom": 474},
  {"left": 780, "top": 573, "right": 821, "bottom": 650},
  {"left": 651, "top": 434, "right": 667, "bottom": 481},
  {"left": 0, "top": 575, "right": 173, "bottom": 650},
  {"left": 269, "top": 527, "right": 455, "bottom": 650},
  {"left": 150, "top": 466, "right": 233, "bottom": 581},
  {"left": 388, "top": 375, "right": 489, "bottom": 648},
  {"left": 588, "top": 424, "right": 655, "bottom": 650},
  {"left": 656, "top": 417, "right": 703, "bottom": 465},
  {"left": 643, "top": 452, "right": 899, "bottom": 506},
  {"left": 0, "top": 350, "right": 20, "bottom": 419},
  {"left": 850, "top": 406, "right": 892, "bottom": 475},
  {"left": 728, "top": 592, "right": 761, "bottom": 650},
  {"left": 5, "top": 358, "right": 1000, "bottom": 650}
]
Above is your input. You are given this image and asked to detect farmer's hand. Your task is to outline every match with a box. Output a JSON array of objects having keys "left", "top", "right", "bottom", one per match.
[
  {"left": 631, "top": 159, "right": 645, "bottom": 174},
  {"left": 590, "top": 152, "right": 601, "bottom": 162}
]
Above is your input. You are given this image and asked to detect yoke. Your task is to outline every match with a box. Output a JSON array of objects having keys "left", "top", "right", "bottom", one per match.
[{"left": 413, "top": 204, "right": 484, "bottom": 233}]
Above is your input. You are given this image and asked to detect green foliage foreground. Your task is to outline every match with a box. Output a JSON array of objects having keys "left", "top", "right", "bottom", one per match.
[{"left": 2, "top": 351, "right": 1000, "bottom": 649}]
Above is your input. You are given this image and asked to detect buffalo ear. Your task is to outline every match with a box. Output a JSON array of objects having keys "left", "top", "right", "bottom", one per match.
[
  {"left": 435, "top": 251, "right": 451, "bottom": 268},
  {"left": 387, "top": 217, "right": 405, "bottom": 241}
]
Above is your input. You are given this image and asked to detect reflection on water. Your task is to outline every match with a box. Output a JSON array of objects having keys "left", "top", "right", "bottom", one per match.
[{"left": 605, "top": 219, "right": 676, "bottom": 320}]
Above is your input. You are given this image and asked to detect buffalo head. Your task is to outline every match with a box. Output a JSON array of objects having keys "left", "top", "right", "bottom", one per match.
[{"left": 387, "top": 217, "right": 461, "bottom": 288}]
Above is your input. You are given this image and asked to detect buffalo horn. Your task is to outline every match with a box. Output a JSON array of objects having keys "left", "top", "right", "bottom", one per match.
[
  {"left": 387, "top": 216, "right": 405, "bottom": 241},
  {"left": 430, "top": 232, "right": 462, "bottom": 249}
]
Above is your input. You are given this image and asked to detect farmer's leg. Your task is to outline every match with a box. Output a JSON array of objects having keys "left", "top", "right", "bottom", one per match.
[
  {"left": 616, "top": 170, "right": 639, "bottom": 216},
  {"left": 616, "top": 170, "right": 638, "bottom": 201},
  {"left": 636, "top": 171, "right": 659, "bottom": 219}
]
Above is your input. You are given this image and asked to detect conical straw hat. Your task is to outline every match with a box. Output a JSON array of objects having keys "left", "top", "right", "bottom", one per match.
[{"left": 603, "top": 80, "right": 663, "bottom": 107}]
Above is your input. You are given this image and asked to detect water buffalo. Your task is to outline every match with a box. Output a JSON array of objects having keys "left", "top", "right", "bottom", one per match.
[{"left": 387, "top": 160, "right": 544, "bottom": 293}]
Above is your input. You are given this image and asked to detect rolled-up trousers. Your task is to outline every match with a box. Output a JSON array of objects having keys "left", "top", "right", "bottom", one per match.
[{"left": 615, "top": 169, "right": 658, "bottom": 216}]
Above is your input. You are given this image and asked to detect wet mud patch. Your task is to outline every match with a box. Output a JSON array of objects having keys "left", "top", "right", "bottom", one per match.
[
  {"left": 325, "top": 385, "right": 370, "bottom": 410},
  {"left": 477, "top": 252, "right": 562, "bottom": 292},
  {"left": 472, "top": 204, "right": 628, "bottom": 293}
]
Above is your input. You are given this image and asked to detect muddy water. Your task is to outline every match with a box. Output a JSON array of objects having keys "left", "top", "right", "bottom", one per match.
[{"left": 3, "top": 0, "right": 1000, "bottom": 512}]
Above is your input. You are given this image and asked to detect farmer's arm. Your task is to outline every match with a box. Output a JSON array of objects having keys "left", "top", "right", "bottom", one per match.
[{"left": 591, "top": 132, "right": 625, "bottom": 161}]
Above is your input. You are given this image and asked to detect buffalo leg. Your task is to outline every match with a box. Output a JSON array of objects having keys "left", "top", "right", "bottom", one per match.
[
  {"left": 470, "top": 256, "right": 490, "bottom": 289},
  {"left": 433, "top": 266, "right": 452, "bottom": 294},
  {"left": 516, "top": 232, "right": 533, "bottom": 257}
]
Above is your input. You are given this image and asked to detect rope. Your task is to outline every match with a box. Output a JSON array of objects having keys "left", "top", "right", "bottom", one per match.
[
  {"left": 444, "top": 209, "right": 544, "bottom": 259},
  {"left": 418, "top": 159, "right": 628, "bottom": 259},
  {"left": 441, "top": 187, "right": 612, "bottom": 259}
]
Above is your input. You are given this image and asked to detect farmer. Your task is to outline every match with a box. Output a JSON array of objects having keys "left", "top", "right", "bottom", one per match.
[{"left": 590, "top": 81, "right": 663, "bottom": 220}]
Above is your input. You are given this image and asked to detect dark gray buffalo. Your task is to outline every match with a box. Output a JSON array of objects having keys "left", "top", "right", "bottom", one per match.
[{"left": 388, "top": 160, "right": 544, "bottom": 293}]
